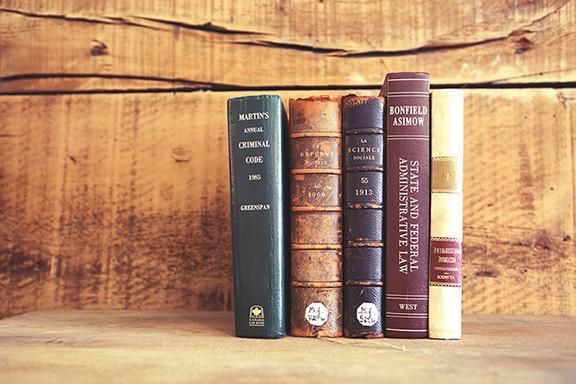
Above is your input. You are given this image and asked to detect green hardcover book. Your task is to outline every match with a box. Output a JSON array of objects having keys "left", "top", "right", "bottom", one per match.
[{"left": 227, "top": 95, "right": 288, "bottom": 338}]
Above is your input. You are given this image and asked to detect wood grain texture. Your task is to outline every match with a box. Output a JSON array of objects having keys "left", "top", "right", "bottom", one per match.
[
  {"left": 463, "top": 89, "right": 576, "bottom": 317},
  {"left": 0, "top": 311, "right": 574, "bottom": 383},
  {"left": 0, "top": 93, "right": 234, "bottom": 317},
  {"left": 0, "top": 89, "right": 574, "bottom": 319},
  {"left": 0, "top": 0, "right": 575, "bottom": 92}
]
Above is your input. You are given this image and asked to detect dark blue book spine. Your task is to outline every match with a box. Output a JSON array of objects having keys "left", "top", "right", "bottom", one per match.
[
  {"left": 343, "top": 95, "right": 385, "bottom": 338},
  {"left": 227, "top": 95, "right": 288, "bottom": 338}
]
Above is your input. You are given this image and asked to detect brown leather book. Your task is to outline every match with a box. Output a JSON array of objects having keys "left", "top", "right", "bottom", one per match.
[{"left": 289, "top": 96, "right": 343, "bottom": 337}]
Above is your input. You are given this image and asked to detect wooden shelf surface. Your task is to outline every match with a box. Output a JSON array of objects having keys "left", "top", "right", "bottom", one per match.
[{"left": 0, "top": 311, "right": 574, "bottom": 383}]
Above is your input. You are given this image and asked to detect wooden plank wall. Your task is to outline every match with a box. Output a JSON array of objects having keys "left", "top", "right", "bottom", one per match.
[{"left": 0, "top": 1, "right": 575, "bottom": 318}]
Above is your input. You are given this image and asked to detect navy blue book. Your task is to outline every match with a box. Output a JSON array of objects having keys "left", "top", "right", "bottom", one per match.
[{"left": 227, "top": 95, "right": 288, "bottom": 338}]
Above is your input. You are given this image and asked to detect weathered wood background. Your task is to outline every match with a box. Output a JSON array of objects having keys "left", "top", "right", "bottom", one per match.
[{"left": 0, "top": 0, "right": 575, "bottom": 319}]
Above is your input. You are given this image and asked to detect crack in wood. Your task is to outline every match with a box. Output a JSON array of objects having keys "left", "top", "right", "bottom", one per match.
[
  {"left": 2, "top": 3, "right": 567, "bottom": 53},
  {"left": 0, "top": 73, "right": 218, "bottom": 87},
  {"left": 1, "top": 2, "right": 573, "bottom": 94},
  {"left": 234, "top": 2, "right": 569, "bottom": 57},
  {"left": 332, "top": 36, "right": 509, "bottom": 58},
  {"left": 233, "top": 35, "right": 511, "bottom": 57},
  {"left": 235, "top": 40, "right": 345, "bottom": 54},
  {"left": 0, "top": 7, "right": 268, "bottom": 35},
  {"left": 130, "top": 16, "right": 268, "bottom": 35},
  {"left": 488, "top": 67, "right": 576, "bottom": 84},
  {"left": 0, "top": 74, "right": 575, "bottom": 96},
  {"left": 0, "top": 7, "right": 159, "bottom": 30},
  {"left": 235, "top": 26, "right": 542, "bottom": 58},
  {"left": 520, "top": 0, "right": 571, "bottom": 31}
]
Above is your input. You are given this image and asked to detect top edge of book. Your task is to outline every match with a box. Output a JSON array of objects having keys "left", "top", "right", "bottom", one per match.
[
  {"left": 343, "top": 94, "right": 383, "bottom": 99},
  {"left": 383, "top": 72, "right": 430, "bottom": 96},
  {"left": 432, "top": 89, "right": 465, "bottom": 98},
  {"left": 228, "top": 94, "right": 281, "bottom": 103},
  {"left": 342, "top": 94, "right": 384, "bottom": 103},
  {"left": 289, "top": 96, "right": 340, "bottom": 103},
  {"left": 385, "top": 72, "right": 430, "bottom": 81},
  {"left": 342, "top": 95, "right": 384, "bottom": 129}
]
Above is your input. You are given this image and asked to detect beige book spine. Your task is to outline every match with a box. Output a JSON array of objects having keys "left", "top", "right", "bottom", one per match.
[{"left": 429, "top": 90, "right": 464, "bottom": 340}]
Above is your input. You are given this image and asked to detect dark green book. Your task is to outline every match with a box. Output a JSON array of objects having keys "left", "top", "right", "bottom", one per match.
[{"left": 227, "top": 95, "right": 288, "bottom": 338}]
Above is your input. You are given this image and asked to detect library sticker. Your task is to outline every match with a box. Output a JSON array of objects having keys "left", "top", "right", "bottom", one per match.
[
  {"left": 357, "top": 302, "right": 379, "bottom": 327},
  {"left": 305, "top": 303, "right": 328, "bottom": 326}
]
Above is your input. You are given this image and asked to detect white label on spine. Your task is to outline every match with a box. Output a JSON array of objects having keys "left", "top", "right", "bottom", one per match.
[
  {"left": 357, "top": 302, "right": 379, "bottom": 326},
  {"left": 305, "top": 303, "right": 328, "bottom": 326}
]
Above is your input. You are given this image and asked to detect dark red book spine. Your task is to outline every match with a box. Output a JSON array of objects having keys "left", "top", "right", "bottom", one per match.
[{"left": 382, "top": 72, "right": 430, "bottom": 338}]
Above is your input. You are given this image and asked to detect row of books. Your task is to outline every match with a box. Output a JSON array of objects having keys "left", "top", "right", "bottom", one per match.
[{"left": 227, "top": 72, "right": 463, "bottom": 339}]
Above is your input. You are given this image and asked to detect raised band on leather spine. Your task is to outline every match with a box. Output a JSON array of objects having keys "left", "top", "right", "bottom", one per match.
[
  {"left": 291, "top": 169, "right": 342, "bottom": 175},
  {"left": 292, "top": 207, "right": 342, "bottom": 212},
  {"left": 291, "top": 281, "right": 343, "bottom": 288},
  {"left": 290, "top": 132, "right": 342, "bottom": 138},
  {"left": 292, "top": 244, "right": 342, "bottom": 250}
]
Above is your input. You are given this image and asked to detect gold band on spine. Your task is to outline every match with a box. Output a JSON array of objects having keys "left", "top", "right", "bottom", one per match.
[
  {"left": 290, "top": 132, "right": 341, "bottom": 139},
  {"left": 292, "top": 244, "right": 342, "bottom": 250},
  {"left": 291, "top": 281, "right": 342, "bottom": 288},
  {"left": 431, "top": 156, "right": 462, "bottom": 193}
]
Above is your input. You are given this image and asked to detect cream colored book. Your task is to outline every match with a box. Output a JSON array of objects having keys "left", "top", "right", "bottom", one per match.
[{"left": 429, "top": 90, "right": 464, "bottom": 340}]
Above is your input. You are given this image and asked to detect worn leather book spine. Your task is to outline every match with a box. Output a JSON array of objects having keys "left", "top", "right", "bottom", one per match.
[
  {"left": 381, "top": 72, "right": 431, "bottom": 338},
  {"left": 289, "top": 96, "right": 343, "bottom": 337},
  {"left": 227, "top": 95, "right": 288, "bottom": 338},
  {"left": 429, "top": 90, "right": 464, "bottom": 340},
  {"left": 342, "top": 95, "right": 385, "bottom": 338}
]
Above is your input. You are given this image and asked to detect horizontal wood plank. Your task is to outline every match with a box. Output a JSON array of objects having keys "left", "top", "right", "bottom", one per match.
[
  {"left": 0, "top": 311, "right": 574, "bottom": 383},
  {"left": 0, "top": 89, "right": 574, "bottom": 319},
  {"left": 0, "top": 0, "right": 575, "bottom": 92}
]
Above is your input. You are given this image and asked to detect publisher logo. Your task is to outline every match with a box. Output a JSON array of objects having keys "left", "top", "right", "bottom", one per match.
[
  {"left": 248, "top": 305, "right": 265, "bottom": 327},
  {"left": 357, "top": 302, "right": 379, "bottom": 327},
  {"left": 305, "top": 303, "right": 328, "bottom": 326}
]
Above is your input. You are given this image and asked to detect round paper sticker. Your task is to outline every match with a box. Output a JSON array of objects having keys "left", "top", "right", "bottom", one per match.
[
  {"left": 356, "top": 302, "right": 379, "bottom": 326},
  {"left": 305, "top": 302, "right": 328, "bottom": 326}
]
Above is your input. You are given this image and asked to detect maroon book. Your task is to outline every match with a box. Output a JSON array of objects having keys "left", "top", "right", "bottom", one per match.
[{"left": 381, "top": 73, "right": 430, "bottom": 338}]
